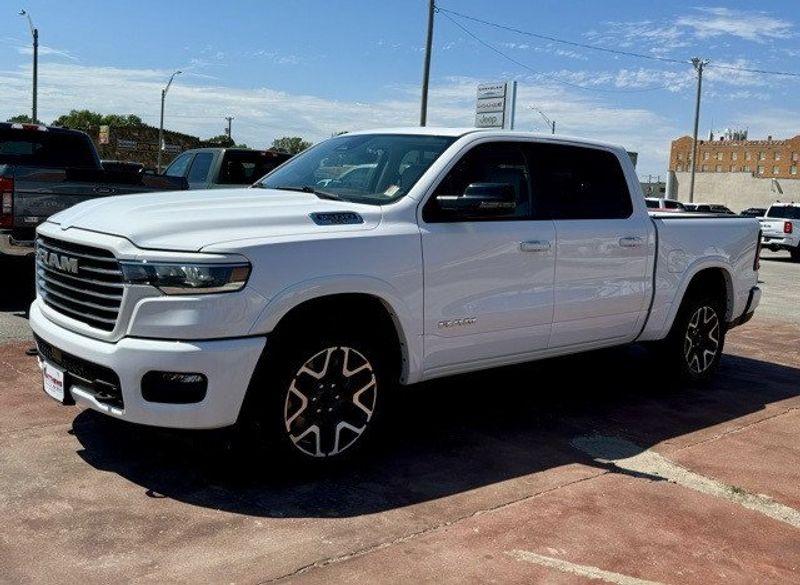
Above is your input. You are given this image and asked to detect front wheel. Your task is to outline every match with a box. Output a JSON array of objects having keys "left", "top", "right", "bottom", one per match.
[
  {"left": 239, "top": 328, "right": 389, "bottom": 467},
  {"left": 661, "top": 296, "right": 726, "bottom": 383}
]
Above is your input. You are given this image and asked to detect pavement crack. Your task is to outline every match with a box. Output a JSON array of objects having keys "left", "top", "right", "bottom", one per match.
[
  {"left": 0, "top": 359, "right": 29, "bottom": 377},
  {"left": 667, "top": 407, "right": 799, "bottom": 454},
  {"left": 259, "top": 470, "right": 607, "bottom": 584}
]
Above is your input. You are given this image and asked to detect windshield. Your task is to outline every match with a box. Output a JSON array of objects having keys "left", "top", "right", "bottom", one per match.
[
  {"left": 767, "top": 205, "right": 800, "bottom": 219},
  {"left": 257, "top": 134, "right": 457, "bottom": 204}
]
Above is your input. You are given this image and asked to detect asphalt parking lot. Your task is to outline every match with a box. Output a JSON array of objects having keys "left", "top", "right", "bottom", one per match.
[{"left": 1, "top": 251, "right": 798, "bottom": 584}]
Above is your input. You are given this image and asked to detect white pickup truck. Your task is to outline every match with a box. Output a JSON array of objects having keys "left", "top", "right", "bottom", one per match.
[
  {"left": 760, "top": 202, "right": 800, "bottom": 261},
  {"left": 30, "top": 128, "right": 762, "bottom": 465}
]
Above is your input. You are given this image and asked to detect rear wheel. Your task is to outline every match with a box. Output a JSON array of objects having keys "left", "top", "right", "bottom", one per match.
[
  {"left": 661, "top": 295, "right": 726, "bottom": 382},
  {"left": 239, "top": 325, "right": 390, "bottom": 467},
  {"left": 790, "top": 245, "right": 800, "bottom": 262}
]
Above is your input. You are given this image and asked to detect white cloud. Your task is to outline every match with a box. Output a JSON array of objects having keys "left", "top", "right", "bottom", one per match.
[
  {"left": 15, "top": 44, "right": 77, "bottom": 60},
  {"left": 677, "top": 7, "right": 793, "bottom": 42},
  {"left": 6, "top": 61, "right": 793, "bottom": 176}
]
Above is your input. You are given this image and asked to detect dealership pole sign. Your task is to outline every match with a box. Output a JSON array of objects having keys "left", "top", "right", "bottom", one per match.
[{"left": 475, "top": 81, "right": 517, "bottom": 129}]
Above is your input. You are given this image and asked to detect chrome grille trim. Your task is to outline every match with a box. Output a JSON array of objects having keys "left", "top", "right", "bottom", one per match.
[{"left": 36, "top": 236, "right": 123, "bottom": 332}]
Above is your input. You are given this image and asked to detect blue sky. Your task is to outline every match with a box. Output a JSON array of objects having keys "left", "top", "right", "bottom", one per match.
[{"left": 1, "top": 0, "right": 798, "bottom": 176}]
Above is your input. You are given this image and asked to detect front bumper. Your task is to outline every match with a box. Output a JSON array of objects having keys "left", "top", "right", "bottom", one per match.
[
  {"left": 0, "top": 233, "right": 34, "bottom": 256},
  {"left": 728, "top": 286, "right": 761, "bottom": 329},
  {"left": 30, "top": 301, "right": 266, "bottom": 429}
]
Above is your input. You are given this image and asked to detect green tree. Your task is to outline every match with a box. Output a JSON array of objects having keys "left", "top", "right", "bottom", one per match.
[
  {"left": 7, "top": 114, "right": 43, "bottom": 124},
  {"left": 52, "top": 110, "right": 145, "bottom": 130},
  {"left": 271, "top": 136, "right": 313, "bottom": 154},
  {"left": 203, "top": 134, "right": 235, "bottom": 148}
]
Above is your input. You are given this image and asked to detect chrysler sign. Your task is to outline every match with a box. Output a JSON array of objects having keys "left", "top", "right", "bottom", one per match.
[{"left": 475, "top": 82, "right": 514, "bottom": 128}]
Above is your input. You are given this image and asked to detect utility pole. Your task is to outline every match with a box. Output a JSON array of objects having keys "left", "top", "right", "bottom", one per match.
[
  {"left": 688, "top": 57, "right": 708, "bottom": 203},
  {"left": 157, "top": 70, "right": 181, "bottom": 173},
  {"left": 19, "top": 10, "right": 38, "bottom": 123},
  {"left": 419, "top": 0, "right": 435, "bottom": 126},
  {"left": 225, "top": 116, "right": 234, "bottom": 142}
]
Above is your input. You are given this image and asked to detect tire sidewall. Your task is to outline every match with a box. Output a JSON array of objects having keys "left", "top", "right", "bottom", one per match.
[
  {"left": 669, "top": 296, "right": 726, "bottom": 383},
  {"left": 240, "top": 326, "right": 391, "bottom": 469}
]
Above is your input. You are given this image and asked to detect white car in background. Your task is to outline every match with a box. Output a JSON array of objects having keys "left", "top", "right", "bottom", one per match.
[
  {"left": 760, "top": 202, "right": 800, "bottom": 261},
  {"left": 645, "top": 197, "right": 686, "bottom": 212}
]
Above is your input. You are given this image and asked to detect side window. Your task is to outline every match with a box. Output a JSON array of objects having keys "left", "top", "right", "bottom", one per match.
[
  {"left": 164, "top": 152, "right": 194, "bottom": 177},
  {"left": 424, "top": 142, "right": 531, "bottom": 222},
  {"left": 531, "top": 144, "right": 633, "bottom": 220},
  {"left": 187, "top": 152, "right": 214, "bottom": 183}
]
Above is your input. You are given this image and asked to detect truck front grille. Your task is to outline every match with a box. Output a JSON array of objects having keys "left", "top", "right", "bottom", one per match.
[{"left": 36, "top": 236, "right": 123, "bottom": 332}]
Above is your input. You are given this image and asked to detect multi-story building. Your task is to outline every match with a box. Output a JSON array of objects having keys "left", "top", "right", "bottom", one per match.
[{"left": 669, "top": 134, "right": 800, "bottom": 179}]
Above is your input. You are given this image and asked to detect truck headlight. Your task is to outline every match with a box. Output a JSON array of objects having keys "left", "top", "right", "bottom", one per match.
[{"left": 120, "top": 261, "right": 251, "bottom": 295}]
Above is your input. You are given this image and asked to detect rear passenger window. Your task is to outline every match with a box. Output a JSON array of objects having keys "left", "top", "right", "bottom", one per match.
[{"left": 530, "top": 144, "right": 632, "bottom": 220}]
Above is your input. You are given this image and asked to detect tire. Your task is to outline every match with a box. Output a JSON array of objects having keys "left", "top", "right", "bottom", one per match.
[
  {"left": 238, "top": 323, "right": 390, "bottom": 468},
  {"left": 790, "top": 246, "right": 800, "bottom": 262},
  {"left": 661, "top": 295, "right": 726, "bottom": 383}
]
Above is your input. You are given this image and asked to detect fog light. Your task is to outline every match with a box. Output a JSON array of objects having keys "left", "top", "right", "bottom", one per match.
[{"left": 141, "top": 371, "right": 207, "bottom": 404}]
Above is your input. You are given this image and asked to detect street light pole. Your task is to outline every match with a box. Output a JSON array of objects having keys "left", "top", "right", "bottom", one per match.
[
  {"left": 419, "top": 0, "right": 435, "bottom": 126},
  {"left": 19, "top": 10, "right": 38, "bottom": 123},
  {"left": 688, "top": 57, "right": 708, "bottom": 204},
  {"left": 157, "top": 70, "right": 181, "bottom": 173},
  {"left": 528, "top": 106, "right": 555, "bottom": 135}
]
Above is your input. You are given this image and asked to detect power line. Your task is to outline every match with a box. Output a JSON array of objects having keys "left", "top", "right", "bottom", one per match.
[
  {"left": 438, "top": 10, "right": 679, "bottom": 93},
  {"left": 437, "top": 5, "right": 800, "bottom": 79},
  {"left": 708, "top": 62, "right": 800, "bottom": 78},
  {"left": 437, "top": 6, "right": 687, "bottom": 66}
]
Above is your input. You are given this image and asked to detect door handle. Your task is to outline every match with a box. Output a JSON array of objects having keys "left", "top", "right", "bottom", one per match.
[
  {"left": 520, "top": 240, "right": 551, "bottom": 252},
  {"left": 618, "top": 236, "right": 644, "bottom": 248}
]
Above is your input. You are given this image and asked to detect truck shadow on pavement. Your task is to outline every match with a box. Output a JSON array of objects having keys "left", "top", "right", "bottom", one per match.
[{"left": 72, "top": 345, "right": 799, "bottom": 518}]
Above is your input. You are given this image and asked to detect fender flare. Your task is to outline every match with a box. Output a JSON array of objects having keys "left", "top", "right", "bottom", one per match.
[
  {"left": 662, "top": 257, "right": 735, "bottom": 336},
  {"left": 248, "top": 275, "right": 422, "bottom": 384}
]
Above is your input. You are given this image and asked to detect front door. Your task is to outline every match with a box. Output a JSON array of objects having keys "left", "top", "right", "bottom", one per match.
[{"left": 419, "top": 141, "right": 556, "bottom": 376}]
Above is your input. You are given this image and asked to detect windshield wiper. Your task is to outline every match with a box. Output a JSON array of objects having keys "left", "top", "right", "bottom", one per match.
[{"left": 268, "top": 185, "right": 344, "bottom": 201}]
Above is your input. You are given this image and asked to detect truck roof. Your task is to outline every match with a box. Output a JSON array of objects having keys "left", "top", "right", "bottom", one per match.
[
  {"left": 345, "top": 127, "right": 626, "bottom": 151},
  {"left": 0, "top": 122, "right": 89, "bottom": 137}
]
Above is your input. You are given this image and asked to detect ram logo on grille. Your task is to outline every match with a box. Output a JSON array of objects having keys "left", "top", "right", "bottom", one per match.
[{"left": 37, "top": 249, "right": 79, "bottom": 274}]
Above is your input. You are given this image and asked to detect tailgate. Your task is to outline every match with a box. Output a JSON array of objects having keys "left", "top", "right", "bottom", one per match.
[{"left": 759, "top": 219, "right": 787, "bottom": 237}]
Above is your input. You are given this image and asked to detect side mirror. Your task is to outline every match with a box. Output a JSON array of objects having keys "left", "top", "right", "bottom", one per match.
[{"left": 436, "top": 182, "right": 516, "bottom": 213}]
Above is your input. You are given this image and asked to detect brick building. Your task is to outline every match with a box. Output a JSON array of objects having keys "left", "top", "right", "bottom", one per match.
[
  {"left": 87, "top": 125, "right": 203, "bottom": 170},
  {"left": 669, "top": 134, "right": 800, "bottom": 179}
]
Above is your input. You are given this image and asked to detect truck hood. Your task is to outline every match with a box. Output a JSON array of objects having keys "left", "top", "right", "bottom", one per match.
[{"left": 46, "top": 188, "right": 383, "bottom": 251}]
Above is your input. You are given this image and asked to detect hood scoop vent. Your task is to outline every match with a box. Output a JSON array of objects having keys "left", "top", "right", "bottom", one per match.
[{"left": 310, "top": 211, "right": 365, "bottom": 226}]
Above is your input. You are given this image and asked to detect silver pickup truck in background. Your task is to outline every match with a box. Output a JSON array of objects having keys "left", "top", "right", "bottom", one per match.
[
  {"left": 162, "top": 147, "right": 291, "bottom": 190},
  {"left": 0, "top": 123, "right": 188, "bottom": 257}
]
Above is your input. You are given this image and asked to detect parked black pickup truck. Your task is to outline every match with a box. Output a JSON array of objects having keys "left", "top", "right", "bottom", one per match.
[{"left": 0, "top": 123, "right": 187, "bottom": 256}]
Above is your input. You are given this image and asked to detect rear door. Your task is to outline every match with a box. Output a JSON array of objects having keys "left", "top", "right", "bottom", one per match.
[
  {"left": 530, "top": 142, "right": 651, "bottom": 348},
  {"left": 420, "top": 140, "right": 556, "bottom": 374}
]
